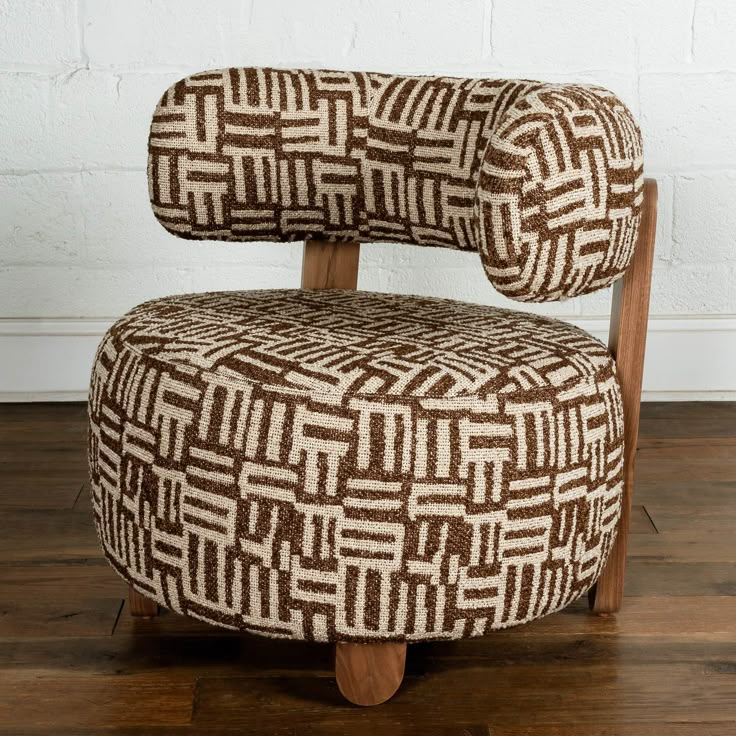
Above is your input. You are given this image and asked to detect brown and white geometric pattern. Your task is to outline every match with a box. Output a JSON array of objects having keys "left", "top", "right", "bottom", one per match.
[
  {"left": 89, "top": 290, "right": 625, "bottom": 641},
  {"left": 148, "top": 68, "right": 643, "bottom": 302}
]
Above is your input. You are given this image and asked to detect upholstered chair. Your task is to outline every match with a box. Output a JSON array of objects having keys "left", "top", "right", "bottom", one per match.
[{"left": 89, "top": 68, "right": 657, "bottom": 706}]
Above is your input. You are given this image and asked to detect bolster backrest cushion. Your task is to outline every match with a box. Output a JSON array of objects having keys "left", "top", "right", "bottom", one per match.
[{"left": 148, "top": 68, "right": 643, "bottom": 302}]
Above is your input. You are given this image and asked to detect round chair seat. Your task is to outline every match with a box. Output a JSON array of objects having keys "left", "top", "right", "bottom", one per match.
[{"left": 89, "top": 288, "right": 624, "bottom": 642}]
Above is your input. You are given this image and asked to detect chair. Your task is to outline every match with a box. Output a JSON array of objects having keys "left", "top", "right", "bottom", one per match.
[{"left": 88, "top": 68, "right": 657, "bottom": 706}]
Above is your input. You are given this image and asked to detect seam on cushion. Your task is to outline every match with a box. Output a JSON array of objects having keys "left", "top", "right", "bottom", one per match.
[
  {"left": 120, "top": 290, "right": 615, "bottom": 393},
  {"left": 106, "top": 313, "right": 618, "bottom": 406},
  {"left": 476, "top": 101, "right": 560, "bottom": 294},
  {"left": 109, "top": 335, "right": 620, "bottom": 411},
  {"left": 130, "top": 289, "right": 607, "bottom": 355},
  {"left": 475, "top": 84, "right": 642, "bottom": 303},
  {"left": 472, "top": 83, "right": 548, "bottom": 298},
  {"left": 357, "top": 71, "right": 374, "bottom": 237}
]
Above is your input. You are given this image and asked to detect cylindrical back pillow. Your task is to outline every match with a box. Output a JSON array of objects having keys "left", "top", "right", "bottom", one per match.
[{"left": 148, "top": 68, "right": 643, "bottom": 302}]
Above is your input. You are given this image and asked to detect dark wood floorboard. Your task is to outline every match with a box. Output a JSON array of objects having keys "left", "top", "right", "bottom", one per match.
[
  {"left": 0, "top": 401, "right": 734, "bottom": 733},
  {"left": 0, "top": 403, "right": 88, "bottom": 508},
  {"left": 637, "top": 401, "right": 736, "bottom": 441}
]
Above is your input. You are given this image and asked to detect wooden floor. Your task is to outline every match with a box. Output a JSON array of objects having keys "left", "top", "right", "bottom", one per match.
[{"left": 0, "top": 402, "right": 734, "bottom": 735}]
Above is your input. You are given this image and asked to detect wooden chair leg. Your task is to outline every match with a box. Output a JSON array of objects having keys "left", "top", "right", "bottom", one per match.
[
  {"left": 129, "top": 584, "right": 159, "bottom": 618},
  {"left": 589, "top": 468, "right": 634, "bottom": 614},
  {"left": 590, "top": 179, "right": 658, "bottom": 616},
  {"left": 335, "top": 641, "right": 406, "bottom": 706}
]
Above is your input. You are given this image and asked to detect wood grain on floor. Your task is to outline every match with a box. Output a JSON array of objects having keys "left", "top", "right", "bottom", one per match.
[{"left": 0, "top": 401, "right": 734, "bottom": 734}]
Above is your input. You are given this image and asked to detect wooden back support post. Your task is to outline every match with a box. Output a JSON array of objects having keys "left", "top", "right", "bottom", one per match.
[
  {"left": 590, "top": 178, "right": 658, "bottom": 614},
  {"left": 301, "top": 239, "right": 360, "bottom": 289}
]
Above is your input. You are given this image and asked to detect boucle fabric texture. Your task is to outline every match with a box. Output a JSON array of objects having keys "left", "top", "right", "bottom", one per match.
[
  {"left": 89, "top": 289, "right": 625, "bottom": 641},
  {"left": 148, "top": 67, "right": 643, "bottom": 302}
]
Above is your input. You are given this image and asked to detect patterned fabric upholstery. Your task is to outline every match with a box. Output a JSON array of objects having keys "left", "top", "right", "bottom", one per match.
[
  {"left": 89, "top": 289, "right": 624, "bottom": 642},
  {"left": 148, "top": 68, "right": 643, "bottom": 301}
]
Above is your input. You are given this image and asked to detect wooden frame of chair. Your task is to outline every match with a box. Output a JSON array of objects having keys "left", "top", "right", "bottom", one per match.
[
  {"left": 129, "top": 586, "right": 159, "bottom": 619},
  {"left": 589, "top": 178, "right": 658, "bottom": 614},
  {"left": 127, "top": 178, "right": 658, "bottom": 706}
]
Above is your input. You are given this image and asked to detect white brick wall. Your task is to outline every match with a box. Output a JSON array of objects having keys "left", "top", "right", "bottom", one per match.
[{"left": 1, "top": 0, "right": 735, "bottom": 398}]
